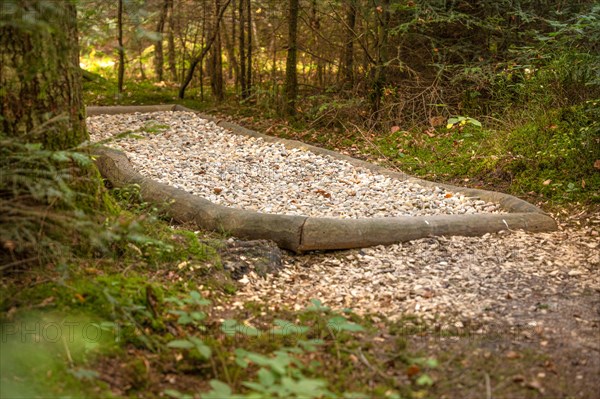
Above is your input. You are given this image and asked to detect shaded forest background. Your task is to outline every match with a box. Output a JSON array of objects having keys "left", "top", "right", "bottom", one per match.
[
  {"left": 79, "top": 0, "right": 599, "bottom": 203},
  {"left": 80, "top": 0, "right": 599, "bottom": 124}
]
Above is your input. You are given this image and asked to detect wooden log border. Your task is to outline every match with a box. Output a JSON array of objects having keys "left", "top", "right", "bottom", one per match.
[{"left": 88, "top": 104, "right": 557, "bottom": 252}]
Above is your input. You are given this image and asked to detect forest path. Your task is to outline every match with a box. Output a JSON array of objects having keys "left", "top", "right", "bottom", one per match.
[
  {"left": 234, "top": 213, "right": 600, "bottom": 397},
  {"left": 87, "top": 107, "right": 599, "bottom": 396}
]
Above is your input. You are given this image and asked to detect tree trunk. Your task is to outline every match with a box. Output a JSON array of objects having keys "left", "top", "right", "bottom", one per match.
[
  {"left": 222, "top": 16, "right": 239, "bottom": 84},
  {"left": 137, "top": 43, "right": 147, "bottom": 80},
  {"left": 239, "top": 0, "right": 247, "bottom": 99},
  {"left": 310, "top": 0, "right": 323, "bottom": 87},
  {"left": 210, "top": 0, "right": 225, "bottom": 101},
  {"left": 167, "top": 0, "right": 178, "bottom": 81},
  {"left": 231, "top": 0, "right": 238, "bottom": 86},
  {"left": 245, "top": 0, "right": 252, "bottom": 98},
  {"left": 154, "top": 0, "right": 169, "bottom": 81},
  {"left": 0, "top": 0, "right": 87, "bottom": 149},
  {"left": 117, "top": 0, "right": 125, "bottom": 93},
  {"left": 284, "top": 0, "right": 299, "bottom": 116},
  {"left": 369, "top": 0, "right": 390, "bottom": 115},
  {"left": 342, "top": 0, "right": 357, "bottom": 86}
]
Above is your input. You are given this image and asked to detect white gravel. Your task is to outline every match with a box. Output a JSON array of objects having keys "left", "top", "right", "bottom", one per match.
[
  {"left": 88, "top": 111, "right": 502, "bottom": 218},
  {"left": 233, "top": 222, "right": 600, "bottom": 327}
]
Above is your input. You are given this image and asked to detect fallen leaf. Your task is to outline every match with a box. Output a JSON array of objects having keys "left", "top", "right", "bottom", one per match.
[
  {"left": 85, "top": 267, "right": 101, "bottom": 275},
  {"left": 542, "top": 179, "right": 552, "bottom": 185},
  {"left": 422, "top": 290, "right": 434, "bottom": 299},
  {"left": 544, "top": 360, "right": 558, "bottom": 374},
  {"left": 506, "top": 350, "right": 521, "bottom": 359},
  {"left": 177, "top": 261, "right": 188, "bottom": 270},
  {"left": 429, "top": 116, "right": 445, "bottom": 127},
  {"left": 444, "top": 193, "right": 453, "bottom": 198},
  {"left": 74, "top": 293, "right": 86, "bottom": 303},
  {"left": 581, "top": 179, "right": 586, "bottom": 188},
  {"left": 406, "top": 364, "right": 421, "bottom": 378},
  {"left": 391, "top": 125, "right": 401, "bottom": 134},
  {"left": 594, "top": 160, "right": 600, "bottom": 170},
  {"left": 315, "top": 189, "right": 331, "bottom": 198},
  {"left": 213, "top": 188, "right": 223, "bottom": 194}
]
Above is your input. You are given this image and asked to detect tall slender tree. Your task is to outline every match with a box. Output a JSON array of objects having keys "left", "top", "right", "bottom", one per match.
[
  {"left": 166, "top": 0, "right": 178, "bottom": 81},
  {"left": 210, "top": 0, "right": 225, "bottom": 101},
  {"left": 154, "top": 0, "right": 170, "bottom": 81},
  {"left": 117, "top": 0, "right": 125, "bottom": 93},
  {"left": 284, "top": 0, "right": 299, "bottom": 116},
  {"left": 239, "top": 0, "right": 247, "bottom": 98},
  {"left": 309, "top": 0, "right": 323, "bottom": 86},
  {"left": 342, "top": 0, "right": 357, "bottom": 85},
  {"left": 0, "top": 0, "right": 87, "bottom": 149},
  {"left": 369, "top": 0, "right": 390, "bottom": 114},
  {"left": 245, "top": 0, "right": 252, "bottom": 98}
]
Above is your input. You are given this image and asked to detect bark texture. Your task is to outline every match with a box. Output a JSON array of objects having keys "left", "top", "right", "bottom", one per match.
[
  {"left": 284, "top": 0, "right": 299, "bottom": 116},
  {"left": 210, "top": 0, "right": 225, "bottom": 101},
  {"left": 117, "top": 0, "right": 125, "bottom": 93},
  {"left": 153, "top": 0, "right": 170, "bottom": 81},
  {"left": 0, "top": 0, "right": 87, "bottom": 149},
  {"left": 239, "top": 0, "right": 247, "bottom": 98},
  {"left": 342, "top": 0, "right": 357, "bottom": 85}
]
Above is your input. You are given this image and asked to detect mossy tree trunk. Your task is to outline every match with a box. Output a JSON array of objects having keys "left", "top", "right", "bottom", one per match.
[{"left": 0, "top": 0, "right": 87, "bottom": 150}]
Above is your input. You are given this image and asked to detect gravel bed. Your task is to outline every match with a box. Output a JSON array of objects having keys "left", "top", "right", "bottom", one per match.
[
  {"left": 87, "top": 111, "right": 503, "bottom": 218},
  {"left": 233, "top": 220, "right": 600, "bottom": 328}
]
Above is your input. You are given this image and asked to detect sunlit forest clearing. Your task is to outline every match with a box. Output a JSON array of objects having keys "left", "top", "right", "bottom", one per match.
[{"left": 1, "top": 0, "right": 599, "bottom": 398}]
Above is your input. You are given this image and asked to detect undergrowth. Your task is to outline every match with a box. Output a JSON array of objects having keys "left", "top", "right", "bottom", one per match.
[
  {"left": 0, "top": 136, "right": 417, "bottom": 398},
  {"left": 0, "top": 135, "right": 114, "bottom": 269}
]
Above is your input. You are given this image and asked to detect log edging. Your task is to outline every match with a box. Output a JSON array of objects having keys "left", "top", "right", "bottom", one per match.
[{"left": 88, "top": 104, "right": 557, "bottom": 252}]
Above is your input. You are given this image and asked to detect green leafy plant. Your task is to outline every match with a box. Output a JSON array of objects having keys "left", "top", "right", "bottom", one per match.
[
  {"left": 446, "top": 116, "right": 482, "bottom": 129},
  {"left": 0, "top": 135, "right": 113, "bottom": 270},
  {"left": 165, "top": 290, "right": 210, "bottom": 327},
  {"left": 164, "top": 291, "right": 212, "bottom": 360},
  {"left": 164, "top": 299, "right": 366, "bottom": 398}
]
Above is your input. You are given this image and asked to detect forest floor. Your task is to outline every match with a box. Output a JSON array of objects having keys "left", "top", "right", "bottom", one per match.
[
  {"left": 217, "top": 108, "right": 600, "bottom": 398},
  {"left": 3, "top": 87, "right": 598, "bottom": 398},
  {"left": 241, "top": 216, "right": 600, "bottom": 399}
]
